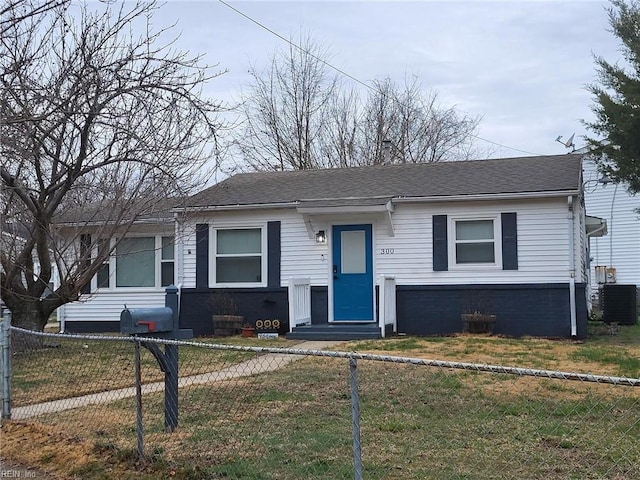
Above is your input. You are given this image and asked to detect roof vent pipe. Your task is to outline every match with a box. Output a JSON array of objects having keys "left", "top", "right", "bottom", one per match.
[{"left": 382, "top": 139, "right": 391, "bottom": 164}]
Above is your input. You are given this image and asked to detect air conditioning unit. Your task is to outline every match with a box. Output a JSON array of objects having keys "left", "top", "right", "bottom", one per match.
[{"left": 602, "top": 284, "right": 637, "bottom": 325}]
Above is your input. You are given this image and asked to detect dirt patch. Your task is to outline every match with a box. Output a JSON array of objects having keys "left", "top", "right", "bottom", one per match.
[
  {"left": 0, "top": 421, "right": 132, "bottom": 479},
  {"left": 0, "top": 458, "right": 52, "bottom": 480}
]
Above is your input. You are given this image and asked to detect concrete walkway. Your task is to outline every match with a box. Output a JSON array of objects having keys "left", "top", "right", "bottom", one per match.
[{"left": 11, "top": 340, "right": 343, "bottom": 420}]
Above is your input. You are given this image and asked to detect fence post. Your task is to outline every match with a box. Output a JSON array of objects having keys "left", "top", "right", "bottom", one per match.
[
  {"left": 165, "top": 285, "right": 179, "bottom": 432},
  {"left": 164, "top": 344, "right": 178, "bottom": 432},
  {"left": 1, "top": 309, "right": 11, "bottom": 420},
  {"left": 349, "top": 357, "right": 363, "bottom": 480},
  {"left": 134, "top": 339, "right": 144, "bottom": 459}
]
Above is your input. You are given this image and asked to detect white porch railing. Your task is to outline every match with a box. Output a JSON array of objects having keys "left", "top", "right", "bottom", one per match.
[
  {"left": 288, "top": 277, "right": 311, "bottom": 332},
  {"left": 378, "top": 275, "right": 397, "bottom": 338}
]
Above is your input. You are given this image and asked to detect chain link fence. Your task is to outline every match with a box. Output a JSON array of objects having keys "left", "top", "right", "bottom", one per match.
[{"left": 2, "top": 319, "right": 640, "bottom": 479}]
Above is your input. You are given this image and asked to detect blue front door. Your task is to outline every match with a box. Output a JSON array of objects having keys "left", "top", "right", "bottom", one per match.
[{"left": 332, "top": 224, "right": 374, "bottom": 321}]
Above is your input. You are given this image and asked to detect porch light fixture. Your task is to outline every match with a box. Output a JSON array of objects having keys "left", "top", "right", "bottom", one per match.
[{"left": 315, "top": 230, "right": 326, "bottom": 244}]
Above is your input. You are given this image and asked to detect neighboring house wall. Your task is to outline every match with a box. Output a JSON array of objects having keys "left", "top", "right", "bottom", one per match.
[
  {"left": 583, "top": 158, "right": 640, "bottom": 298},
  {"left": 178, "top": 195, "right": 589, "bottom": 338}
]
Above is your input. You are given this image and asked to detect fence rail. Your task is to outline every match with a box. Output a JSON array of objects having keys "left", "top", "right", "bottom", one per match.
[{"left": 2, "top": 322, "right": 640, "bottom": 479}]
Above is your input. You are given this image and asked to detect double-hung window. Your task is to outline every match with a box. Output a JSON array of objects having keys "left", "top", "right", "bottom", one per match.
[
  {"left": 211, "top": 227, "right": 265, "bottom": 286},
  {"left": 96, "top": 238, "right": 111, "bottom": 288},
  {"left": 434, "top": 213, "right": 517, "bottom": 272},
  {"left": 161, "top": 236, "right": 175, "bottom": 287},
  {"left": 116, "top": 237, "right": 156, "bottom": 287},
  {"left": 453, "top": 219, "right": 497, "bottom": 265},
  {"left": 90, "top": 235, "right": 174, "bottom": 290}
]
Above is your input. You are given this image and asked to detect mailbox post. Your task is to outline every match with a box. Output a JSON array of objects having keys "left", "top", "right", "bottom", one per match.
[{"left": 120, "top": 285, "right": 192, "bottom": 432}]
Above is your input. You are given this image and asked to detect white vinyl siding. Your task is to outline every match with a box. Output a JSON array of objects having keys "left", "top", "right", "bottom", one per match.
[
  {"left": 583, "top": 158, "right": 640, "bottom": 295},
  {"left": 281, "top": 211, "right": 332, "bottom": 286},
  {"left": 180, "top": 222, "right": 197, "bottom": 288},
  {"left": 376, "top": 199, "right": 572, "bottom": 285},
  {"left": 180, "top": 196, "right": 578, "bottom": 291},
  {"left": 182, "top": 210, "right": 330, "bottom": 287},
  {"left": 61, "top": 290, "right": 166, "bottom": 325}
]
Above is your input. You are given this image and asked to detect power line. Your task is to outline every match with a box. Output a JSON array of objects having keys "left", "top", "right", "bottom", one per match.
[{"left": 217, "top": 0, "right": 543, "bottom": 157}]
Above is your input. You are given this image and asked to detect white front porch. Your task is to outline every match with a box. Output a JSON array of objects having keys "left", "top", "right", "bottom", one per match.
[{"left": 287, "top": 275, "right": 397, "bottom": 341}]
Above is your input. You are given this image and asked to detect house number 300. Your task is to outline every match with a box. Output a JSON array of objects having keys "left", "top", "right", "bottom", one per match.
[{"left": 380, "top": 248, "right": 395, "bottom": 255}]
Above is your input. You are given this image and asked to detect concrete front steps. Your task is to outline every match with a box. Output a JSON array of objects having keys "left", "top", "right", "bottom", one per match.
[{"left": 287, "top": 322, "right": 383, "bottom": 341}]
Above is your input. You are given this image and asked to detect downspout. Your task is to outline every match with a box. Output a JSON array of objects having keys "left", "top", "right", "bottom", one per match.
[
  {"left": 59, "top": 304, "right": 65, "bottom": 333},
  {"left": 567, "top": 196, "right": 577, "bottom": 338},
  {"left": 174, "top": 212, "right": 184, "bottom": 289}
]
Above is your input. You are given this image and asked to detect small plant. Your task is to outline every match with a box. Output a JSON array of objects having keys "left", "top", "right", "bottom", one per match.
[
  {"left": 462, "top": 290, "right": 494, "bottom": 316},
  {"left": 210, "top": 291, "right": 243, "bottom": 336},
  {"left": 208, "top": 291, "right": 238, "bottom": 315},
  {"left": 461, "top": 290, "right": 496, "bottom": 334}
]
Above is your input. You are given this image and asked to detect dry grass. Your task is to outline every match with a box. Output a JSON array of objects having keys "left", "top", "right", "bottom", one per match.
[
  {"left": 3, "top": 323, "right": 640, "bottom": 479},
  {"left": 350, "top": 330, "right": 640, "bottom": 377},
  {"left": 9, "top": 333, "right": 301, "bottom": 405}
]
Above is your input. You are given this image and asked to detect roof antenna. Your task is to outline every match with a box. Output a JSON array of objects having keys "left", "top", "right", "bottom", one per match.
[{"left": 555, "top": 133, "right": 575, "bottom": 152}]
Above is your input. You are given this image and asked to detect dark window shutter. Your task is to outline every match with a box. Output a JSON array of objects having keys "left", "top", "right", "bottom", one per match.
[
  {"left": 195, "top": 224, "right": 209, "bottom": 287},
  {"left": 432, "top": 215, "right": 448, "bottom": 271},
  {"left": 267, "top": 221, "right": 281, "bottom": 288},
  {"left": 501, "top": 212, "right": 518, "bottom": 270},
  {"left": 80, "top": 234, "right": 91, "bottom": 294}
]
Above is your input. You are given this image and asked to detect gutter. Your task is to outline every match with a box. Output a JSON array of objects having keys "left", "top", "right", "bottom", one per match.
[
  {"left": 392, "top": 190, "right": 581, "bottom": 204},
  {"left": 172, "top": 202, "right": 299, "bottom": 214},
  {"left": 297, "top": 202, "right": 394, "bottom": 215},
  {"left": 173, "top": 190, "right": 581, "bottom": 213},
  {"left": 174, "top": 212, "right": 184, "bottom": 288},
  {"left": 56, "top": 217, "right": 174, "bottom": 228},
  {"left": 59, "top": 304, "right": 65, "bottom": 334},
  {"left": 567, "top": 196, "right": 577, "bottom": 338}
]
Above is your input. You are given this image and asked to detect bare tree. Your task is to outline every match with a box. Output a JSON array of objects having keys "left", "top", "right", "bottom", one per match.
[
  {"left": 233, "top": 34, "right": 340, "bottom": 171},
  {"left": 359, "top": 77, "right": 482, "bottom": 164},
  {"left": 0, "top": 0, "right": 67, "bottom": 37},
  {"left": 232, "top": 37, "right": 483, "bottom": 171},
  {"left": 1, "top": 0, "right": 225, "bottom": 331},
  {"left": 320, "top": 86, "right": 361, "bottom": 167}
]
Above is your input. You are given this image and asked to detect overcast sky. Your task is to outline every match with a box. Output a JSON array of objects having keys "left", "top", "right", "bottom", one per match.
[{"left": 152, "top": 0, "right": 620, "bottom": 163}]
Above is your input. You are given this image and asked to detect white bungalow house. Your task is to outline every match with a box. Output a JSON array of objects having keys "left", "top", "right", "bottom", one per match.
[{"left": 60, "top": 153, "right": 606, "bottom": 340}]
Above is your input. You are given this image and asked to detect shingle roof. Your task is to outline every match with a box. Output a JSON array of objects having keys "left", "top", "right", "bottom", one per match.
[
  {"left": 186, "top": 154, "right": 583, "bottom": 208},
  {"left": 56, "top": 197, "right": 182, "bottom": 225}
]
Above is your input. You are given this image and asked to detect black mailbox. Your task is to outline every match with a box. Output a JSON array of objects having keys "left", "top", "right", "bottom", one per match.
[{"left": 120, "top": 307, "right": 174, "bottom": 335}]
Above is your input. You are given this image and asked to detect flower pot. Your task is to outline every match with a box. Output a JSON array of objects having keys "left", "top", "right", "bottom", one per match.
[
  {"left": 213, "top": 315, "right": 243, "bottom": 336},
  {"left": 462, "top": 313, "right": 496, "bottom": 334},
  {"left": 241, "top": 326, "right": 255, "bottom": 338}
]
